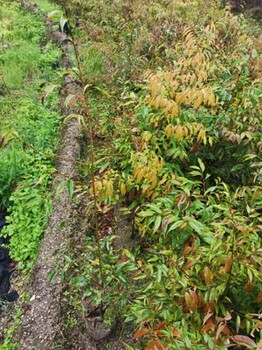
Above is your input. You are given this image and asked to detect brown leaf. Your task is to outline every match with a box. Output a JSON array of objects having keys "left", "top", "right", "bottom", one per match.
[
  {"left": 201, "top": 319, "right": 216, "bottom": 334},
  {"left": 183, "top": 246, "right": 192, "bottom": 257},
  {"left": 216, "top": 323, "right": 226, "bottom": 340},
  {"left": 255, "top": 290, "right": 262, "bottom": 303},
  {"left": 224, "top": 253, "right": 233, "bottom": 273},
  {"left": 203, "top": 301, "right": 215, "bottom": 314},
  {"left": 185, "top": 290, "right": 198, "bottom": 312},
  {"left": 203, "top": 266, "right": 213, "bottom": 285},
  {"left": 182, "top": 261, "right": 194, "bottom": 270},
  {"left": 134, "top": 327, "right": 149, "bottom": 340},
  {"left": 245, "top": 281, "right": 254, "bottom": 293},
  {"left": 231, "top": 335, "right": 256, "bottom": 348}
]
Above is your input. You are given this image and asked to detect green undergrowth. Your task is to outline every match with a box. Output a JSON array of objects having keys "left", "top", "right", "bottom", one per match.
[
  {"left": 31, "top": 0, "right": 59, "bottom": 13},
  {"left": 0, "top": 0, "right": 61, "bottom": 270},
  {"left": 47, "top": 0, "right": 261, "bottom": 349}
]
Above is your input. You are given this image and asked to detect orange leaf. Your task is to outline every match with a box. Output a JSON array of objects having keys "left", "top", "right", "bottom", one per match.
[
  {"left": 231, "top": 335, "right": 256, "bottom": 348},
  {"left": 172, "top": 329, "right": 181, "bottom": 337},
  {"left": 144, "top": 340, "right": 164, "bottom": 350},
  {"left": 134, "top": 328, "right": 149, "bottom": 340}
]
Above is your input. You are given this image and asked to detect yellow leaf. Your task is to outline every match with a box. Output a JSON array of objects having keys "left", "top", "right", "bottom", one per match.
[
  {"left": 136, "top": 168, "right": 146, "bottom": 183},
  {"left": 141, "top": 185, "right": 149, "bottom": 196},
  {"left": 190, "top": 74, "right": 196, "bottom": 85},
  {"left": 120, "top": 183, "right": 126, "bottom": 196},
  {"left": 149, "top": 174, "right": 158, "bottom": 189},
  {"left": 142, "top": 131, "right": 152, "bottom": 142},
  {"left": 154, "top": 95, "right": 162, "bottom": 108},
  {"left": 175, "top": 125, "right": 184, "bottom": 140},
  {"left": 171, "top": 102, "right": 179, "bottom": 117},
  {"left": 165, "top": 124, "right": 174, "bottom": 138},
  {"left": 197, "top": 128, "right": 206, "bottom": 142},
  {"left": 194, "top": 92, "right": 203, "bottom": 110}
]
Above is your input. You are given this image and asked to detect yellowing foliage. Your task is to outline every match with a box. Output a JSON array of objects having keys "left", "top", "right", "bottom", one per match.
[
  {"left": 131, "top": 153, "right": 165, "bottom": 198},
  {"left": 89, "top": 173, "right": 115, "bottom": 200},
  {"left": 147, "top": 26, "right": 218, "bottom": 126}
]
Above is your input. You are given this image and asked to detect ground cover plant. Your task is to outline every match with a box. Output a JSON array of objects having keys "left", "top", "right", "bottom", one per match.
[
  {"left": 0, "top": 0, "right": 61, "bottom": 270},
  {"left": 53, "top": 0, "right": 262, "bottom": 348}
]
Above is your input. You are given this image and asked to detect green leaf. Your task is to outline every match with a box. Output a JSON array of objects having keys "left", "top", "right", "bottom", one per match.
[
  {"left": 48, "top": 10, "right": 63, "bottom": 20},
  {"left": 66, "top": 179, "right": 74, "bottom": 199},
  {"left": 147, "top": 203, "right": 162, "bottom": 214},
  {"left": 168, "top": 220, "right": 183, "bottom": 232},
  {"left": 189, "top": 170, "right": 202, "bottom": 177},
  {"left": 138, "top": 210, "right": 155, "bottom": 218},
  {"left": 60, "top": 17, "right": 69, "bottom": 33},
  {"left": 185, "top": 217, "right": 213, "bottom": 244},
  {"left": 123, "top": 249, "right": 135, "bottom": 262},
  {"left": 153, "top": 215, "right": 162, "bottom": 233},
  {"left": 198, "top": 158, "right": 205, "bottom": 172}
]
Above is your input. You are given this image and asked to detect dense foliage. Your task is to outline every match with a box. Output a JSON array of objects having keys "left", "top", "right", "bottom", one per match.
[
  {"left": 0, "top": 1, "right": 61, "bottom": 269},
  {"left": 54, "top": 0, "right": 262, "bottom": 348},
  {"left": 0, "top": 0, "right": 261, "bottom": 349}
]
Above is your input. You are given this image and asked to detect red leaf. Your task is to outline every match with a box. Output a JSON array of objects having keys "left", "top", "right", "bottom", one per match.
[
  {"left": 172, "top": 329, "right": 181, "bottom": 337},
  {"left": 231, "top": 335, "right": 256, "bottom": 348},
  {"left": 153, "top": 322, "right": 166, "bottom": 331},
  {"left": 188, "top": 141, "right": 200, "bottom": 153},
  {"left": 222, "top": 325, "right": 231, "bottom": 336},
  {"left": 134, "top": 327, "right": 149, "bottom": 340}
]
